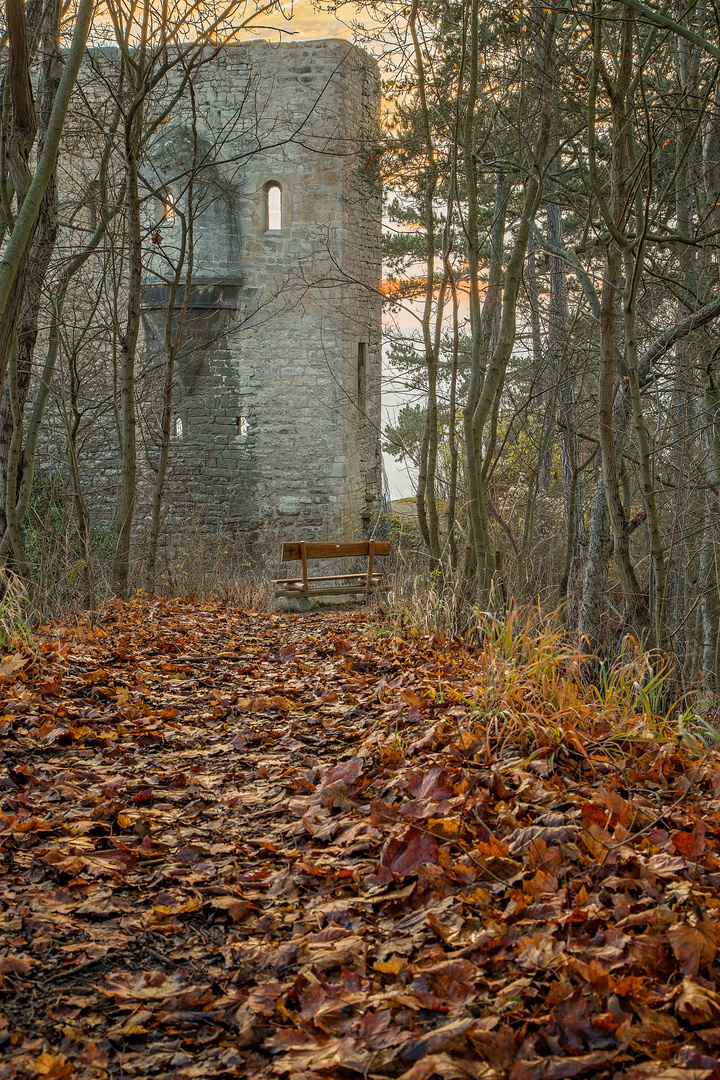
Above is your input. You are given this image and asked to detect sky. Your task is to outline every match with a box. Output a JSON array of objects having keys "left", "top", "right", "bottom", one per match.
[{"left": 251, "top": 1, "right": 357, "bottom": 42}]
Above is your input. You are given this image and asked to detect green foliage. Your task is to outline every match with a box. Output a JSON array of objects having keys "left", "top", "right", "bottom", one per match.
[{"left": 383, "top": 403, "right": 426, "bottom": 466}]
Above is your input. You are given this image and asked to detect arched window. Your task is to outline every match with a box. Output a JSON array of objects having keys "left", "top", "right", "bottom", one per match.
[{"left": 264, "top": 182, "right": 282, "bottom": 232}]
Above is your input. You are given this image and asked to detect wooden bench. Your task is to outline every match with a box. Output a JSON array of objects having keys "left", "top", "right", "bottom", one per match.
[{"left": 273, "top": 541, "right": 391, "bottom": 599}]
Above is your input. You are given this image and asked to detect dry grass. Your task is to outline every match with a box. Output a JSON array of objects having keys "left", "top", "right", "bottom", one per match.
[
  {"left": 466, "top": 610, "right": 675, "bottom": 762},
  {"left": 0, "top": 570, "right": 33, "bottom": 651},
  {"left": 153, "top": 525, "right": 275, "bottom": 610},
  {"left": 377, "top": 575, "right": 716, "bottom": 762}
]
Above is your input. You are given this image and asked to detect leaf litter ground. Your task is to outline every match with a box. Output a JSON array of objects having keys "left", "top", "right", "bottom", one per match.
[{"left": 2, "top": 599, "right": 720, "bottom": 1079}]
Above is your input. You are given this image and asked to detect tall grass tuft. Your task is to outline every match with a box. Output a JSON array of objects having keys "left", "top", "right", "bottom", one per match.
[
  {"left": 0, "top": 570, "right": 33, "bottom": 652},
  {"left": 380, "top": 584, "right": 690, "bottom": 763}
]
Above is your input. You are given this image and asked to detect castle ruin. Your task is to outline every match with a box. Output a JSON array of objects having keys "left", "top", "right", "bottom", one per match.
[
  {"left": 49, "top": 38, "right": 383, "bottom": 551},
  {"left": 144, "top": 39, "right": 383, "bottom": 541}
]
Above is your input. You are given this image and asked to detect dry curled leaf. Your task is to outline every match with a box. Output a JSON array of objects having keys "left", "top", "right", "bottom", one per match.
[
  {"left": 0, "top": 653, "right": 27, "bottom": 677},
  {"left": 32, "top": 1053, "right": 73, "bottom": 1080},
  {"left": 676, "top": 976, "right": 720, "bottom": 1025},
  {"left": 667, "top": 918, "right": 717, "bottom": 976}
]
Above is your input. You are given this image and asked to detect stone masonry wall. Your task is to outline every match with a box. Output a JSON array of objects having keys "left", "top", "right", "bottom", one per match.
[
  {"left": 40, "top": 38, "right": 382, "bottom": 554},
  {"left": 167, "top": 38, "right": 384, "bottom": 543}
]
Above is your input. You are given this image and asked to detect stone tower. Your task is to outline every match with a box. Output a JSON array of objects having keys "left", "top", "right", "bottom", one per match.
[{"left": 137, "top": 39, "right": 383, "bottom": 544}]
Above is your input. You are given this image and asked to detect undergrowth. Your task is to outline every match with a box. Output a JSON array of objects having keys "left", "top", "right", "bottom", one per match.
[
  {"left": 0, "top": 570, "right": 32, "bottom": 652},
  {"left": 377, "top": 594, "right": 720, "bottom": 763},
  {"left": 154, "top": 526, "right": 274, "bottom": 610}
]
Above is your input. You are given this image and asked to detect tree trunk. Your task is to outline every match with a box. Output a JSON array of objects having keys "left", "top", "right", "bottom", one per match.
[
  {"left": 146, "top": 186, "right": 193, "bottom": 592},
  {"left": 0, "top": 0, "right": 61, "bottom": 571},
  {"left": 589, "top": 3, "right": 650, "bottom": 640},
  {"left": 112, "top": 119, "right": 143, "bottom": 596},
  {"left": 409, "top": 0, "right": 441, "bottom": 565},
  {"left": 0, "top": 0, "right": 93, "bottom": 393}
]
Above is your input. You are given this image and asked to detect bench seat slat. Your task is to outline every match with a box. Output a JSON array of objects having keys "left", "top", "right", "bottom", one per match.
[
  {"left": 282, "top": 541, "right": 390, "bottom": 561},
  {"left": 272, "top": 573, "right": 383, "bottom": 585}
]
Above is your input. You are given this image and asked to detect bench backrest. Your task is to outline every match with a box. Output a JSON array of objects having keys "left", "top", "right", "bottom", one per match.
[{"left": 282, "top": 541, "right": 390, "bottom": 562}]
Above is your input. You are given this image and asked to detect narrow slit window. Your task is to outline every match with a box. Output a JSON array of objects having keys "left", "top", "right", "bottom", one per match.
[
  {"left": 357, "top": 342, "right": 367, "bottom": 413},
  {"left": 173, "top": 417, "right": 183, "bottom": 438},
  {"left": 236, "top": 416, "right": 246, "bottom": 437},
  {"left": 164, "top": 191, "right": 176, "bottom": 225},
  {"left": 265, "top": 183, "right": 282, "bottom": 231}
]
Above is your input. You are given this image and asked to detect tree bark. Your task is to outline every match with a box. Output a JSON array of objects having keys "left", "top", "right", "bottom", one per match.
[
  {"left": 589, "top": 2, "right": 651, "bottom": 640},
  {"left": 0, "top": 0, "right": 93, "bottom": 393},
  {"left": 0, "top": 0, "right": 61, "bottom": 572}
]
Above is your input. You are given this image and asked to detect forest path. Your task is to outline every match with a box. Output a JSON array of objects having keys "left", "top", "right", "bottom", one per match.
[{"left": 1, "top": 598, "right": 719, "bottom": 1079}]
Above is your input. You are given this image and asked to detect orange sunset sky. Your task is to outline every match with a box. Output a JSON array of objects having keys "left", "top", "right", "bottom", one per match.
[{"left": 251, "top": 1, "right": 359, "bottom": 41}]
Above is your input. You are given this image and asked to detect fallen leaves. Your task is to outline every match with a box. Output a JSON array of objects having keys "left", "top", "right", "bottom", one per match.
[
  {"left": 0, "top": 654, "right": 27, "bottom": 678},
  {"left": 1, "top": 597, "right": 720, "bottom": 1078}
]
